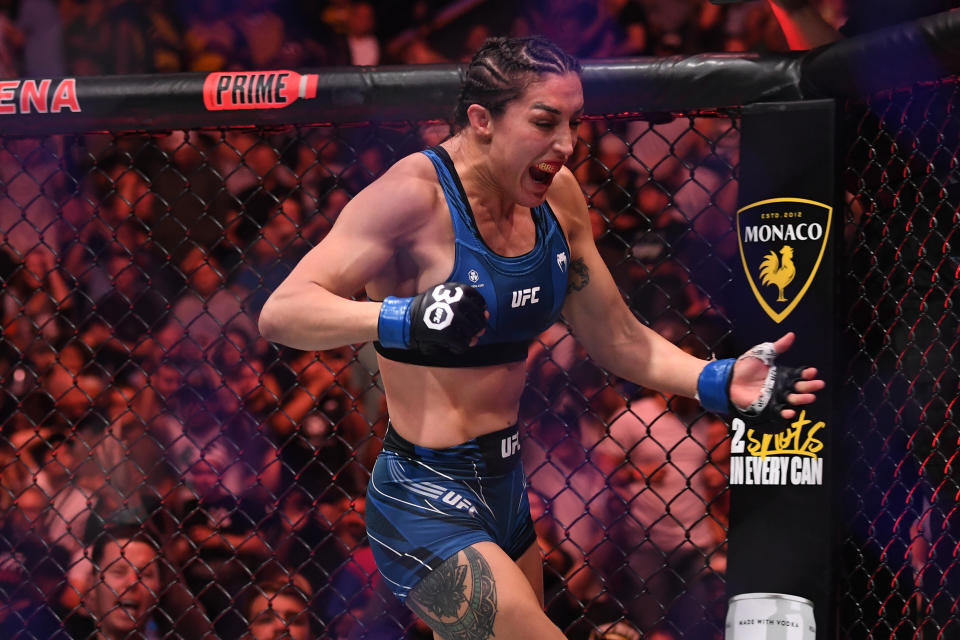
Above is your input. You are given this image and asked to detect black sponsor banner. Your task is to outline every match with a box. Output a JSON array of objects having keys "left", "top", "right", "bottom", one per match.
[{"left": 726, "top": 100, "right": 839, "bottom": 640}]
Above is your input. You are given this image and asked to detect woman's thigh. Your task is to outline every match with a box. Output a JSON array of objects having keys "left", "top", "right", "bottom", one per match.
[
  {"left": 514, "top": 540, "right": 545, "bottom": 607},
  {"left": 407, "top": 541, "right": 564, "bottom": 640}
]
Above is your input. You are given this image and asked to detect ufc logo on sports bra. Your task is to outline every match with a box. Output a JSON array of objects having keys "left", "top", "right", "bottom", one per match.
[
  {"left": 501, "top": 433, "right": 520, "bottom": 458},
  {"left": 511, "top": 286, "right": 541, "bottom": 308}
]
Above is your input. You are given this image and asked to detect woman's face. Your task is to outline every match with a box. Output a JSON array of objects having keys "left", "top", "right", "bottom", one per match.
[{"left": 485, "top": 72, "right": 584, "bottom": 207}]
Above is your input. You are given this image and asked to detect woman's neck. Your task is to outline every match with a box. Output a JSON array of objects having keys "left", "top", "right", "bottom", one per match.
[{"left": 443, "top": 133, "right": 516, "bottom": 221}]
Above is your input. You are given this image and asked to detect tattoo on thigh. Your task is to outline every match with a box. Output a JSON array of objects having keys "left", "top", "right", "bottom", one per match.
[
  {"left": 408, "top": 546, "right": 498, "bottom": 640},
  {"left": 566, "top": 257, "right": 590, "bottom": 293}
]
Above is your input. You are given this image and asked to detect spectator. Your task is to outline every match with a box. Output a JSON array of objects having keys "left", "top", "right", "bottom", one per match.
[
  {"left": 2, "top": 245, "right": 75, "bottom": 352},
  {"left": 143, "top": 0, "right": 184, "bottom": 73},
  {"left": 315, "top": 494, "right": 378, "bottom": 630},
  {"left": 597, "top": 386, "right": 725, "bottom": 632},
  {"left": 0, "top": 0, "right": 20, "bottom": 78},
  {"left": 525, "top": 410, "right": 619, "bottom": 605},
  {"left": 83, "top": 249, "right": 170, "bottom": 360},
  {"left": 228, "top": 187, "right": 306, "bottom": 316},
  {"left": 607, "top": 0, "right": 650, "bottom": 56},
  {"left": 128, "top": 357, "right": 184, "bottom": 423},
  {"left": 63, "top": 158, "right": 164, "bottom": 311},
  {"left": 461, "top": 23, "right": 492, "bottom": 62},
  {"left": 182, "top": 0, "right": 240, "bottom": 71},
  {"left": 41, "top": 341, "right": 105, "bottom": 424},
  {"left": 108, "top": 1, "right": 155, "bottom": 74},
  {"left": 14, "top": 0, "right": 64, "bottom": 77},
  {"left": 61, "top": 0, "right": 114, "bottom": 75},
  {"left": 0, "top": 497, "right": 72, "bottom": 639},
  {"left": 345, "top": 2, "right": 380, "bottom": 66},
  {"left": 243, "top": 574, "right": 314, "bottom": 640},
  {"left": 281, "top": 0, "right": 351, "bottom": 67},
  {"left": 234, "top": 0, "right": 293, "bottom": 69},
  {"left": 67, "top": 528, "right": 163, "bottom": 639},
  {"left": 397, "top": 36, "right": 447, "bottom": 64},
  {"left": 300, "top": 181, "right": 352, "bottom": 244},
  {"left": 170, "top": 245, "right": 259, "bottom": 355}
]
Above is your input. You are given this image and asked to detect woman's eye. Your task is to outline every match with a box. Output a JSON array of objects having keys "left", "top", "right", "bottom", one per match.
[{"left": 535, "top": 121, "right": 554, "bottom": 129}]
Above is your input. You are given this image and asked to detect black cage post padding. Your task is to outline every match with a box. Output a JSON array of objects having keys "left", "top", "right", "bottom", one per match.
[
  {"left": 801, "top": 8, "right": 960, "bottom": 98},
  {"left": 725, "top": 99, "right": 840, "bottom": 640}
]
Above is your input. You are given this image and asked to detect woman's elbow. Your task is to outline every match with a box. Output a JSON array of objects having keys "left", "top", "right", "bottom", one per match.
[{"left": 257, "top": 297, "right": 283, "bottom": 342}]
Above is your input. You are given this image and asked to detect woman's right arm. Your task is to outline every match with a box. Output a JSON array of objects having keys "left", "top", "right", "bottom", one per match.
[{"left": 258, "top": 165, "right": 434, "bottom": 351}]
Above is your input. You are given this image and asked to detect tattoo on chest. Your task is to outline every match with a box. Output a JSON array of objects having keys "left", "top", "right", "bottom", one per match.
[
  {"left": 566, "top": 257, "right": 590, "bottom": 293},
  {"left": 408, "top": 546, "right": 498, "bottom": 639}
]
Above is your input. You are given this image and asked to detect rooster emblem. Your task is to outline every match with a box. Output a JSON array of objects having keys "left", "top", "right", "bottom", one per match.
[{"left": 759, "top": 245, "right": 796, "bottom": 302}]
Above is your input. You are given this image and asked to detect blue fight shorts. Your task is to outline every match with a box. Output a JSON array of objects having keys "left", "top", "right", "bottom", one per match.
[{"left": 365, "top": 423, "right": 536, "bottom": 603}]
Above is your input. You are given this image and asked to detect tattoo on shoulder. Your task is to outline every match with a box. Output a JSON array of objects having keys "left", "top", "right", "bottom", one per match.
[
  {"left": 566, "top": 257, "right": 590, "bottom": 294},
  {"left": 408, "top": 546, "right": 498, "bottom": 640}
]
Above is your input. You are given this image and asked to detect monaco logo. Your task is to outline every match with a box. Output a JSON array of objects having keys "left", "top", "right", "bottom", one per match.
[{"left": 737, "top": 197, "right": 832, "bottom": 323}]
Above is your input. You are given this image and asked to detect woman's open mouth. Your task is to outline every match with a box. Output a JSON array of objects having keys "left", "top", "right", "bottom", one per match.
[{"left": 529, "top": 161, "right": 561, "bottom": 185}]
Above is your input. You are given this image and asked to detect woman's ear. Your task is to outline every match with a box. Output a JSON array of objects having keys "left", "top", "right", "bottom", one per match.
[{"left": 466, "top": 104, "right": 493, "bottom": 139}]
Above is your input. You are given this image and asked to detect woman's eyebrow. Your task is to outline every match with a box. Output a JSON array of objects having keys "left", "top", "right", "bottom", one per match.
[
  {"left": 532, "top": 102, "right": 584, "bottom": 117},
  {"left": 531, "top": 102, "right": 561, "bottom": 114}
]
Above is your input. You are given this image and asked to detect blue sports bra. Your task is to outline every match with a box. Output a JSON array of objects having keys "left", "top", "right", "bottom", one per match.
[{"left": 374, "top": 146, "right": 571, "bottom": 367}]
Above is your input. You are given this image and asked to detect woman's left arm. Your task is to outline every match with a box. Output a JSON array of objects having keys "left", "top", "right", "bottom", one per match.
[{"left": 551, "top": 169, "right": 823, "bottom": 417}]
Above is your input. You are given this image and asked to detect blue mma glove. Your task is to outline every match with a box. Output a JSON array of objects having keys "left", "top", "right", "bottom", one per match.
[
  {"left": 697, "top": 342, "right": 807, "bottom": 425},
  {"left": 378, "top": 282, "right": 487, "bottom": 354}
]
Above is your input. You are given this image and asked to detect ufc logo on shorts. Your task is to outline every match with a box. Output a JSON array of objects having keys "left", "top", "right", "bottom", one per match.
[
  {"left": 501, "top": 433, "right": 520, "bottom": 458},
  {"left": 442, "top": 491, "right": 477, "bottom": 516},
  {"left": 511, "top": 286, "right": 540, "bottom": 308}
]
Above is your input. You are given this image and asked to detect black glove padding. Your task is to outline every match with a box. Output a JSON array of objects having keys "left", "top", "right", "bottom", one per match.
[{"left": 408, "top": 283, "right": 487, "bottom": 354}]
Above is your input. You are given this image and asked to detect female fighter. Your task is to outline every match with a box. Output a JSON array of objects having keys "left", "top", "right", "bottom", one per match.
[{"left": 259, "top": 35, "right": 824, "bottom": 639}]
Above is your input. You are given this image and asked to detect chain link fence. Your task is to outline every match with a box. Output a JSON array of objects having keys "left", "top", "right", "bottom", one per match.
[
  {"left": 6, "top": 75, "right": 958, "bottom": 639},
  {"left": 839, "top": 78, "right": 960, "bottom": 639},
  {"left": 0, "top": 110, "right": 738, "bottom": 639}
]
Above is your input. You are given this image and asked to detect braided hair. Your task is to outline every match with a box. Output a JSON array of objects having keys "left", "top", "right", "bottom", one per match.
[{"left": 454, "top": 36, "right": 581, "bottom": 129}]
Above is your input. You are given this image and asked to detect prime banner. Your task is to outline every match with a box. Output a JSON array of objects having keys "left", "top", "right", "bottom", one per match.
[{"left": 725, "top": 100, "right": 839, "bottom": 640}]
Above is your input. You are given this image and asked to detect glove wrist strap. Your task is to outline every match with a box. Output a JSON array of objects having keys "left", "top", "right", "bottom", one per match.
[
  {"left": 378, "top": 296, "right": 413, "bottom": 349},
  {"left": 697, "top": 358, "right": 736, "bottom": 414}
]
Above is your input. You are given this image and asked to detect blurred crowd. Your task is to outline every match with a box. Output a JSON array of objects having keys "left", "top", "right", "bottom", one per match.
[
  {"left": 0, "top": 0, "right": 849, "bottom": 79},
  {"left": 0, "top": 0, "right": 861, "bottom": 638}
]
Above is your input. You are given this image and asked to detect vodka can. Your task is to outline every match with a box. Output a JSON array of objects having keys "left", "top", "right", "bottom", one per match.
[{"left": 725, "top": 592, "right": 816, "bottom": 639}]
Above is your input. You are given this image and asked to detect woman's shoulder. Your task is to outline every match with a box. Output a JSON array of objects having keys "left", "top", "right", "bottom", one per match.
[
  {"left": 336, "top": 151, "right": 444, "bottom": 234},
  {"left": 382, "top": 150, "right": 437, "bottom": 183},
  {"left": 363, "top": 151, "right": 440, "bottom": 207},
  {"left": 546, "top": 166, "right": 590, "bottom": 234}
]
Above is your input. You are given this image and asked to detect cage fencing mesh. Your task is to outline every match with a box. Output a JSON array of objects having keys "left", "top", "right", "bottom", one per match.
[
  {"left": 7, "top": 79, "right": 960, "bottom": 640},
  {"left": 839, "top": 78, "right": 960, "bottom": 639},
  {"left": 0, "top": 111, "right": 739, "bottom": 639},
  {"left": 5, "top": 81, "right": 960, "bottom": 639}
]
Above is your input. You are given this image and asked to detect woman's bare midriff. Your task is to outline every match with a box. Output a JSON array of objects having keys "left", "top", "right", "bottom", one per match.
[{"left": 377, "top": 356, "right": 528, "bottom": 448}]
